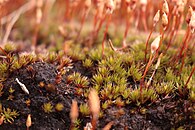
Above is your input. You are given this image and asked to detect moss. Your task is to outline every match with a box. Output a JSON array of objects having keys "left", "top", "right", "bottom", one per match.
[
  {"left": 1, "top": 6, "right": 195, "bottom": 128},
  {"left": 55, "top": 103, "right": 64, "bottom": 112},
  {"left": 0, "top": 104, "right": 19, "bottom": 124},
  {"left": 42, "top": 102, "right": 53, "bottom": 113},
  {"left": 79, "top": 103, "right": 90, "bottom": 116}
]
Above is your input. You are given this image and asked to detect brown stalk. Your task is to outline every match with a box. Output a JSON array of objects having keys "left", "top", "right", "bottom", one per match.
[{"left": 184, "top": 65, "right": 195, "bottom": 89}]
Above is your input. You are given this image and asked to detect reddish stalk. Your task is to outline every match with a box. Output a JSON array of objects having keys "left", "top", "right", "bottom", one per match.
[
  {"left": 76, "top": 8, "right": 88, "bottom": 40},
  {"left": 0, "top": 47, "right": 8, "bottom": 56},
  {"left": 165, "top": 28, "right": 175, "bottom": 52},
  {"left": 172, "top": 26, "right": 190, "bottom": 64},
  {"left": 145, "top": 10, "right": 160, "bottom": 62},
  {"left": 170, "top": 15, "right": 182, "bottom": 45},
  {"left": 140, "top": 53, "right": 153, "bottom": 90},
  {"left": 92, "top": 0, "right": 104, "bottom": 33},
  {"left": 64, "top": 0, "right": 70, "bottom": 22},
  {"left": 91, "top": 118, "right": 97, "bottom": 130},
  {"left": 166, "top": 6, "right": 176, "bottom": 35},
  {"left": 178, "top": 26, "right": 191, "bottom": 58},
  {"left": 191, "top": 38, "right": 195, "bottom": 53},
  {"left": 93, "top": 10, "right": 99, "bottom": 33},
  {"left": 122, "top": 12, "right": 131, "bottom": 48},
  {"left": 157, "top": 31, "right": 165, "bottom": 53},
  {"left": 165, "top": 16, "right": 177, "bottom": 53},
  {"left": 101, "top": 14, "right": 112, "bottom": 57},
  {"left": 32, "top": 0, "right": 43, "bottom": 52},
  {"left": 94, "top": 14, "right": 107, "bottom": 38},
  {"left": 32, "top": 23, "right": 40, "bottom": 50},
  {"left": 146, "top": 53, "right": 163, "bottom": 88},
  {"left": 0, "top": 46, "right": 11, "bottom": 60},
  {"left": 135, "top": 9, "right": 140, "bottom": 30},
  {"left": 179, "top": 33, "right": 192, "bottom": 73},
  {"left": 108, "top": 39, "right": 126, "bottom": 52},
  {"left": 184, "top": 65, "right": 195, "bottom": 88},
  {"left": 69, "top": 2, "right": 78, "bottom": 21},
  {"left": 141, "top": 8, "right": 148, "bottom": 31},
  {"left": 140, "top": 30, "right": 165, "bottom": 91},
  {"left": 144, "top": 26, "right": 154, "bottom": 62}
]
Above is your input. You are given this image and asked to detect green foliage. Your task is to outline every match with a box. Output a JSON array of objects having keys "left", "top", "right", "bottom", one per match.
[
  {"left": 189, "top": 87, "right": 195, "bottom": 102},
  {"left": 92, "top": 74, "right": 104, "bottom": 86},
  {"left": 127, "top": 64, "right": 142, "bottom": 81},
  {"left": 3, "top": 43, "right": 16, "bottom": 53},
  {"left": 102, "top": 101, "right": 109, "bottom": 109},
  {"left": 9, "top": 87, "right": 15, "bottom": 94},
  {"left": 155, "top": 82, "right": 175, "bottom": 96},
  {"left": 47, "top": 52, "right": 58, "bottom": 63},
  {"left": 121, "top": 88, "right": 131, "bottom": 99},
  {"left": 42, "top": 102, "right": 53, "bottom": 113},
  {"left": 165, "top": 68, "right": 176, "bottom": 82},
  {"left": 70, "top": 72, "right": 89, "bottom": 88},
  {"left": 67, "top": 72, "right": 89, "bottom": 88},
  {"left": 129, "top": 89, "right": 140, "bottom": 104},
  {"left": 73, "top": 119, "right": 81, "bottom": 130},
  {"left": 55, "top": 103, "right": 64, "bottom": 112},
  {"left": 67, "top": 45, "right": 85, "bottom": 61},
  {"left": 0, "top": 83, "right": 3, "bottom": 97},
  {"left": 0, "top": 104, "right": 19, "bottom": 124},
  {"left": 89, "top": 48, "right": 102, "bottom": 61},
  {"left": 82, "top": 59, "right": 93, "bottom": 68},
  {"left": 0, "top": 62, "right": 9, "bottom": 78},
  {"left": 79, "top": 103, "right": 90, "bottom": 116},
  {"left": 141, "top": 89, "right": 158, "bottom": 103},
  {"left": 131, "top": 43, "right": 145, "bottom": 62}
]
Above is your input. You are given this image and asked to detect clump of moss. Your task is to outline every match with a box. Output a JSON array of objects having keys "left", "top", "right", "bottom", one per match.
[
  {"left": 0, "top": 104, "right": 19, "bottom": 124},
  {"left": 42, "top": 102, "right": 53, "bottom": 113}
]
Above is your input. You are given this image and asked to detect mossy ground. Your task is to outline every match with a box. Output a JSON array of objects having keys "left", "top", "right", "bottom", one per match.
[
  {"left": 0, "top": 1, "right": 195, "bottom": 130},
  {"left": 0, "top": 37, "right": 194, "bottom": 129}
]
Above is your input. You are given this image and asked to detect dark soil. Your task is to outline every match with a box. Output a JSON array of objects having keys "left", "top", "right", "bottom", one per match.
[{"left": 0, "top": 62, "right": 195, "bottom": 130}]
